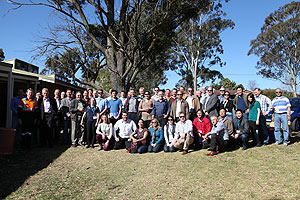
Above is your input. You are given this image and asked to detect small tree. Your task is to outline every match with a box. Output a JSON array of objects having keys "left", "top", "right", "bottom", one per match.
[{"left": 248, "top": 1, "right": 300, "bottom": 97}]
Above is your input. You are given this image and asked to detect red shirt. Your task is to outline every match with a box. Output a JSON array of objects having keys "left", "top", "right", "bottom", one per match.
[{"left": 193, "top": 117, "right": 211, "bottom": 135}]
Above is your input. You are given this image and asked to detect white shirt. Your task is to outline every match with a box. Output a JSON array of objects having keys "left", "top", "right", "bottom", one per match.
[
  {"left": 113, "top": 119, "right": 137, "bottom": 138},
  {"left": 175, "top": 119, "right": 193, "bottom": 138},
  {"left": 164, "top": 124, "right": 176, "bottom": 144},
  {"left": 186, "top": 95, "right": 193, "bottom": 109},
  {"left": 176, "top": 99, "right": 182, "bottom": 118}
]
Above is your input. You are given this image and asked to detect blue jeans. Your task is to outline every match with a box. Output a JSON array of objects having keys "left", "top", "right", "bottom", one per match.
[
  {"left": 137, "top": 145, "right": 148, "bottom": 154},
  {"left": 148, "top": 144, "right": 162, "bottom": 153},
  {"left": 274, "top": 113, "right": 289, "bottom": 144},
  {"left": 163, "top": 143, "right": 177, "bottom": 152}
]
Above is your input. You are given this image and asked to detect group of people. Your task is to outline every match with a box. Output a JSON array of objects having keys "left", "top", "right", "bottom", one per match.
[{"left": 11, "top": 85, "right": 291, "bottom": 156}]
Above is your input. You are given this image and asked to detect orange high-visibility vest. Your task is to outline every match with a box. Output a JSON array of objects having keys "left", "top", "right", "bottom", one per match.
[{"left": 18, "top": 98, "right": 38, "bottom": 112}]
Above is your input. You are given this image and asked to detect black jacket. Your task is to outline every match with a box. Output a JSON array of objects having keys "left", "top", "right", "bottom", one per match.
[
  {"left": 233, "top": 116, "right": 249, "bottom": 135},
  {"left": 37, "top": 97, "right": 58, "bottom": 121}
]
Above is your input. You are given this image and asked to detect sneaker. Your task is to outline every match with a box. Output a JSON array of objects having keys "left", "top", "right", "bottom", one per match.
[
  {"left": 274, "top": 142, "right": 280, "bottom": 146},
  {"left": 242, "top": 146, "right": 247, "bottom": 150},
  {"left": 182, "top": 150, "right": 188, "bottom": 155},
  {"left": 283, "top": 143, "right": 288, "bottom": 147},
  {"left": 98, "top": 145, "right": 102, "bottom": 151},
  {"left": 86, "top": 145, "right": 90, "bottom": 148}
]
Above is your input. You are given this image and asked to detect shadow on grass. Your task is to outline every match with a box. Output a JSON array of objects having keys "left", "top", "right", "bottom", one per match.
[{"left": 0, "top": 144, "right": 69, "bottom": 199}]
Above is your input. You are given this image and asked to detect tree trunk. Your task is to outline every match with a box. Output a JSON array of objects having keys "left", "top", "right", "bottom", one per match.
[{"left": 291, "top": 81, "right": 297, "bottom": 97}]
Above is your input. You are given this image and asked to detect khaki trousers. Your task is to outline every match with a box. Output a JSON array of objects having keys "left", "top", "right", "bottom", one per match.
[{"left": 174, "top": 134, "right": 194, "bottom": 151}]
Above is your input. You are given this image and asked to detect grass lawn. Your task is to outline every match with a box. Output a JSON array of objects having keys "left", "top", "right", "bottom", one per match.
[{"left": 1, "top": 134, "right": 300, "bottom": 200}]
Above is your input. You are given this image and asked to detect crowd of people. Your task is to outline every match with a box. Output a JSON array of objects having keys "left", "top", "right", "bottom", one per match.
[{"left": 11, "top": 85, "right": 291, "bottom": 156}]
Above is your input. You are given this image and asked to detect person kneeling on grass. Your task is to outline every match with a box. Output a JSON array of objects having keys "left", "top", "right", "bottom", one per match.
[
  {"left": 113, "top": 112, "right": 137, "bottom": 151},
  {"left": 129, "top": 119, "right": 149, "bottom": 154},
  {"left": 96, "top": 114, "right": 113, "bottom": 151},
  {"left": 163, "top": 116, "right": 178, "bottom": 152},
  {"left": 204, "top": 115, "right": 229, "bottom": 156},
  {"left": 148, "top": 118, "right": 163, "bottom": 153},
  {"left": 173, "top": 112, "right": 194, "bottom": 155},
  {"left": 232, "top": 109, "right": 249, "bottom": 150}
]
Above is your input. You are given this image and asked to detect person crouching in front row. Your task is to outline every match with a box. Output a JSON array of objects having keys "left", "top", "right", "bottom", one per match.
[
  {"left": 204, "top": 115, "right": 229, "bottom": 156},
  {"left": 148, "top": 118, "right": 163, "bottom": 153},
  {"left": 173, "top": 112, "right": 194, "bottom": 155}
]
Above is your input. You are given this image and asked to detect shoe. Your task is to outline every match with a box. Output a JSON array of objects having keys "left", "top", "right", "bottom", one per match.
[
  {"left": 182, "top": 150, "right": 188, "bottom": 155},
  {"left": 274, "top": 142, "right": 280, "bottom": 146},
  {"left": 91, "top": 145, "right": 95, "bottom": 148},
  {"left": 283, "top": 143, "right": 288, "bottom": 147},
  {"left": 71, "top": 144, "right": 76, "bottom": 148},
  {"left": 98, "top": 145, "right": 102, "bottom": 151},
  {"left": 207, "top": 151, "right": 218, "bottom": 156},
  {"left": 86, "top": 145, "right": 90, "bottom": 148},
  {"left": 256, "top": 143, "right": 262, "bottom": 147},
  {"left": 242, "top": 146, "right": 247, "bottom": 150},
  {"left": 263, "top": 142, "right": 269, "bottom": 145}
]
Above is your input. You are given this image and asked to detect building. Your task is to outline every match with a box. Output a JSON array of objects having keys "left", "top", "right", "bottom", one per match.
[{"left": 0, "top": 59, "right": 85, "bottom": 128}]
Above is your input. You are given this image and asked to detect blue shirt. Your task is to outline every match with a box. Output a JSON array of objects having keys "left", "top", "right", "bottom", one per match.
[
  {"left": 152, "top": 99, "right": 170, "bottom": 116},
  {"left": 108, "top": 98, "right": 123, "bottom": 118},
  {"left": 95, "top": 97, "right": 109, "bottom": 113},
  {"left": 148, "top": 127, "right": 163, "bottom": 145},
  {"left": 237, "top": 96, "right": 247, "bottom": 112},
  {"left": 85, "top": 105, "right": 100, "bottom": 122},
  {"left": 272, "top": 96, "right": 291, "bottom": 114},
  {"left": 11, "top": 96, "right": 22, "bottom": 114}
]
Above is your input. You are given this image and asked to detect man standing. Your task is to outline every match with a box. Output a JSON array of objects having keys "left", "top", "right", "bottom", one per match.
[
  {"left": 170, "top": 91, "right": 190, "bottom": 121},
  {"left": 53, "top": 89, "right": 62, "bottom": 144},
  {"left": 169, "top": 88, "right": 177, "bottom": 106},
  {"left": 184, "top": 87, "right": 201, "bottom": 120},
  {"left": 125, "top": 88, "right": 141, "bottom": 125},
  {"left": 108, "top": 89, "right": 123, "bottom": 125},
  {"left": 164, "top": 89, "right": 171, "bottom": 101},
  {"left": 138, "top": 87, "right": 145, "bottom": 99},
  {"left": 152, "top": 91, "right": 170, "bottom": 128},
  {"left": 233, "top": 86, "right": 249, "bottom": 118},
  {"left": 96, "top": 89, "right": 109, "bottom": 116},
  {"left": 218, "top": 87, "right": 226, "bottom": 103},
  {"left": 202, "top": 86, "right": 219, "bottom": 118},
  {"left": 272, "top": 88, "right": 291, "bottom": 146},
  {"left": 113, "top": 112, "right": 137, "bottom": 150},
  {"left": 70, "top": 92, "right": 86, "bottom": 147},
  {"left": 38, "top": 88, "right": 58, "bottom": 148},
  {"left": 254, "top": 88, "right": 272, "bottom": 145},
  {"left": 61, "top": 89, "right": 72, "bottom": 144},
  {"left": 17, "top": 88, "right": 38, "bottom": 149},
  {"left": 179, "top": 86, "right": 186, "bottom": 99},
  {"left": 200, "top": 86, "right": 208, "bottom": 105},
  {"left": 205, "top": 115, "right": 229, "bottom": 156},
  {"left": 173, "top": 112, "right": 194, "bottom": 155},
  {"left": 152, "top": 87, "right": 160, "bottom": 101},
  {"left": 11, "top": 89, "right": 24, "bottom": 129}
]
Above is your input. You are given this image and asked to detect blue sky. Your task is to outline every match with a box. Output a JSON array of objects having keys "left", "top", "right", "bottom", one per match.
[{"left": 0, "top": 0, "right": 294, "bottom": 90}]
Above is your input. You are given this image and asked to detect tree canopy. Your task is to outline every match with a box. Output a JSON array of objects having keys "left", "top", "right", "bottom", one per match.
[
  {"left": 248, "top": 1, "right": 300, "bottom": 97},
  {"left": 0, "top": 48, "right": 5, "bottom": 61},
  {"left": 9, "top": 0, "right": 211, "bottom": 92}
]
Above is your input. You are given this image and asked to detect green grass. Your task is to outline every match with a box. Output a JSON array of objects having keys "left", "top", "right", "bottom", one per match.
[{"left": 1, "top": 135, "right": 300, "bottom": 200}]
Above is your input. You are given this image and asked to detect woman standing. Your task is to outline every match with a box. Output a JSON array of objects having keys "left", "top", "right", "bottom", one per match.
[
  {"left": 129, "top": 119, "right": 149, "bottom": 154},
  {"left": 138, "top": 91, "right": 154, "bottom": 128},
  {"left": 247, "top": 93, "right": 262, "bottom": 147},
  {"left": 96, "top": 114, "right": 113, "bottom": 151},
  {"left": 148, "top": 118, "right": 163, "bottom": 153},
  {"left": 220, "top": 91, "right": 234, "bottom": 119},
  {"left": 81, "top": 98, "right": 99, "bottom": 148},
  {"left": 163, "top": 116, "right": 177, "bottom": 152},
  {"left": 192, "top": 109, "right": 211, "bottom": 149}
]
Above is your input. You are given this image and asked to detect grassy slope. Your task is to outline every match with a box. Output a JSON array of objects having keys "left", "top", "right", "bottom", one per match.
[{"left": 2, "top": 140, "right": 300, "bottom": 200}]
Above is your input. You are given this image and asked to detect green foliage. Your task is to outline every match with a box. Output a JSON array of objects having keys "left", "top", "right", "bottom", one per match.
[
  {"left": 0, "top": 48, "right": 4, "bottom": 61},
  {"left": 262, "top": 88, "right": 295, "bottom": 100},
  {"left": 212, "top": 77, "right": 242, "bottom": 90},
  {"left": 248, "top": 1, "right": 300, "bottom": 97}
]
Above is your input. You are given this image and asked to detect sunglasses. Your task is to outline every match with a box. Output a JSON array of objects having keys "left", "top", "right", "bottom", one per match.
[
  {"left": 177, "top": 94, "right": 183, "bottom": 95},
  {"left": 207, "top": 90, "right": 213, "bottom": 92},
  {"left": 276, "top": 91, "right": 282, "bottom": 94},
  {"left": 152, "top": 121, "right": 157, "bottom": 123},
  {"left": 179, "top": 116, "right": 185, "bottom": 118},
  {"left": 188, "top": 90, "right": 192, "bottom": 92},
  {"left": 168, "top": 119, "right": 173, "bottom": 121}
]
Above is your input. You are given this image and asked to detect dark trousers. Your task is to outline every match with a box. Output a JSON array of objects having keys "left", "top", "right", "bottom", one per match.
[
  {"left": 86, "top": 120, "right": 96, "bottom": 147},
  {"left": 238, "top": 133, "right": 249, "bottom": 148},
  {"left": 148, "top": 143, "right": 162, "bottom": 153},
  {"left": 157, "top": 116, "right": 167, "bottom": 128},
  {"left": 210, "top": 134, "right": 225, "bottom": 152},
  {"left": 259, "top": 114, "right": 269, "bottom": 144},
  {"left": 163, "top": 143, "right": 177, "bottom": 152},
  {"left": 20, "top": 113, "right": 35, "bottom": 149},
  {"left": 128, "top": 112, "right": 139, "bottom": 125},
  {"left": 96, "top": 135, "right": 114, "bottom": 151},
  {"left": 40, "top": 113, "right": 54, "bottom": 147},
  {"left": 63, "top": 117, "right": 71, "bottom": 144},
  {"left": 113, "top": 137, "right": 132, "bottom": 150},
  {"left": 249, "top": 120, "right": 262, "bottom": 146},
  {"left": 54, "top": 116, "right": 62, "bottom": 144},
  {"left": 143, "top": 120, "right": 151, "bottom": 129},
  {"left": 130, "top": 143, "right": 148, "bottom": 154}
]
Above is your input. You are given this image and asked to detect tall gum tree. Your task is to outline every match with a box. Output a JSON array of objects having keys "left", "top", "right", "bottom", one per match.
[{"left": 248, "top": 1, "right": 300, "bottom": 97}]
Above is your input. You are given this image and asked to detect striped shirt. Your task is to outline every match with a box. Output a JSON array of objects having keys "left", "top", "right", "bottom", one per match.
[
  {"left": 255, "top": 94, "right": 272, "bottom": 114},
  {"left": 272, "top": 96, "right": 291, "bottom": 114}
]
